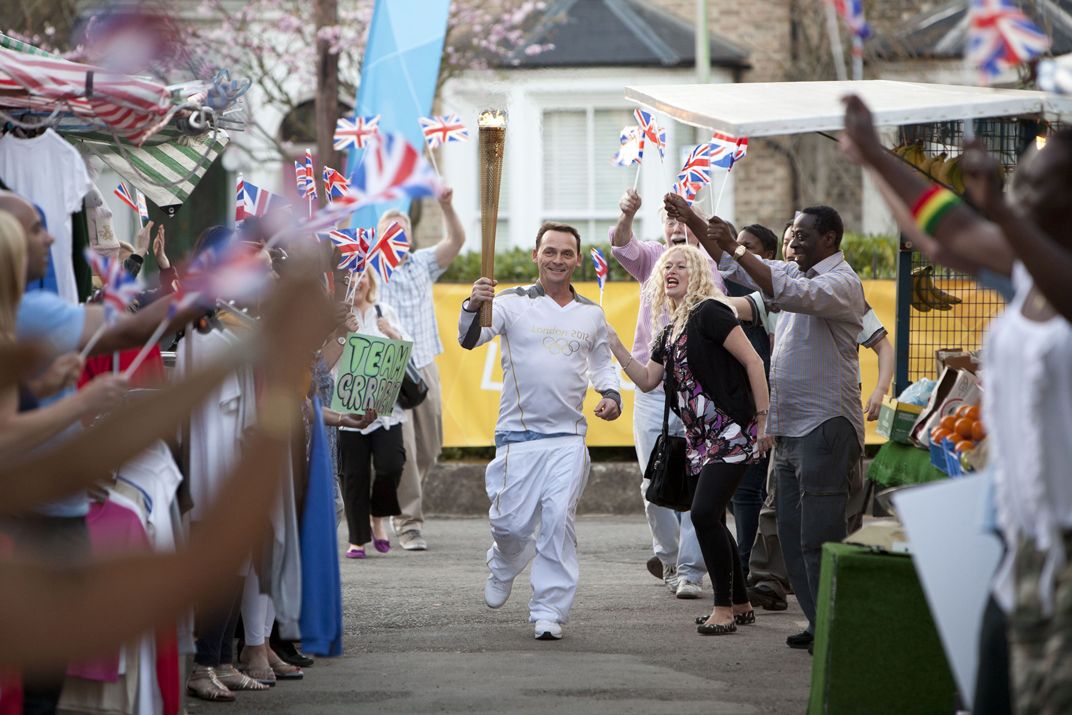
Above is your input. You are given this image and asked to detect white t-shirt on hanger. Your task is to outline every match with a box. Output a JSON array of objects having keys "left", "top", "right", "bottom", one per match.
[{"left": 0, "top": 129, "right": 91, "bottom": 303}]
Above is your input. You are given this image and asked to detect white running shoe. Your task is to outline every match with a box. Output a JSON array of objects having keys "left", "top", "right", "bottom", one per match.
[
  {"left": 483, "top": 574, "right": 513, "bottom": 609},
  {"left": 534, "top": 620, "right": 562, "bottom": 640},
  {"left": 676, "top": 580, "right": 702, "bottom": 599}
]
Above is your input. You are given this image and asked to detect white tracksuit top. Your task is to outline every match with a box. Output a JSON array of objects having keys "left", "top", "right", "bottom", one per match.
[{"left": 458, "top": 283, "right": 621, "bottom": 438}]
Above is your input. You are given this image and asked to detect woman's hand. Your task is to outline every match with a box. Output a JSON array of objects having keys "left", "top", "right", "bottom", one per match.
[{"left": 134, "top": 221, "right": 154, "bottom": 257}]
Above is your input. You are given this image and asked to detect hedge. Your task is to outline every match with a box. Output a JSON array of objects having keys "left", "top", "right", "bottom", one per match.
[{"left": 439, "top": 233, "right": 898, "bottom": 283}]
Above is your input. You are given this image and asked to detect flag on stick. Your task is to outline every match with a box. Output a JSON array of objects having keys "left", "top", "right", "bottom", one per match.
[
  {"left": 419, "top": 113, "right": 469, "bottom": 148},
  {"left": 968, "top": 0, "right": 1051, "bottom": 83},
  {"left": 633, "top": 109, "right": 666, "bottom": 159},
  {"left": 590, "top": 247, "right": 609, "bottom": 306},
  {"left": 334, "top": 115, "right": 380, "bottom": 151},
  {"left": 365, "top": 221, "right": 410, "bottom": 284},
  {"left": 349, "top": 133, "right": 440, "bottom": 209}
]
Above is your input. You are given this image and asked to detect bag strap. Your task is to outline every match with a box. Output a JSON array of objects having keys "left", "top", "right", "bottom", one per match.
[
  {"left": 374, "top": 304, "right": 383, "bottom": 318},
  {"left": 659, "top": 330, "right": 674, "bottom": 441}
]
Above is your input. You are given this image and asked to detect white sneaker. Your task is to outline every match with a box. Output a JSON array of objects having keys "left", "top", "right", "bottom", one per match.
[
  {"left": 663, "top": 563, "right": 679, "bottom": 593},
  {"left": 534, "top": 619, "right": 562, "bottom": 640},
  {"left": 483, "top": 574, "right": 513, "bottom": 609},
  {"left": 676, "top": 580, "right": 702, "bottom": 599}
]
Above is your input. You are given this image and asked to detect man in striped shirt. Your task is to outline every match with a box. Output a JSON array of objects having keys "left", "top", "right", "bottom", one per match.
[
  {"left": 378, "top": 187, "right": 466, "bottom": 551},
  {"left": 667, "top": 196, "right": 864, "bottom": 652}
]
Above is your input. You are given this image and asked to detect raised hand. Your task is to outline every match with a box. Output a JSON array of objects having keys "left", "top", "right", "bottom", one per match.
[
  {"left": 78, "top": 374, "right": 130, "bottom": 417},
  {"left": 134, "top": 220, "right": 154, "bottom": 256},
  {"left": 663, "top": 192, "right": 693, "bottom": 224},
  {"left": 619, "top": 189, "right": 641, "bottom": 217},
  {"left": 593, "top": 397, "right": 621, "bottom": 422},
  {"left": 438, "top": 185, "right": 454, "bottom": 208},
  {"left": 707, "top": 215, "right": 738, "bottom": 252},
  {"left": 960, "top": 139, "right": 1006, "bottom": 215},
  {"left": 152, "top": 224, "right": 170, "bottom": 269},
  {"left": 840, "top": 95, "right": 883, "bottom": 164}
]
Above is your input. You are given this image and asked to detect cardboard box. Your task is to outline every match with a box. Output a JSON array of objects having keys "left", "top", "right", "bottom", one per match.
[
  {"left": 910, "top": 367, "right": 983, "bottom": 446},
  {"left": 877, "top": 398, "right": 924, "bottom": 444},
  {"left": 934, "top": 349, "right": 980, "bottom": 377}
]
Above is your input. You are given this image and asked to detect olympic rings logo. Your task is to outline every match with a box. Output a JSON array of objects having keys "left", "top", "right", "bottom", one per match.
[{"left": 542, "top": 336, "right": 582, "bottom": 356}]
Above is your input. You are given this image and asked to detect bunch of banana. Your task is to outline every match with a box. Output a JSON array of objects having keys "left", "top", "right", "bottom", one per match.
[
  {"left": 892, "top": 141, "right": 927, "bottom": 169},
  {"left": 936, "top": 154, "right": 966, "bottom": 194},
  {"left": 911, "top": 265, "right": 963, "bottom": 312}
]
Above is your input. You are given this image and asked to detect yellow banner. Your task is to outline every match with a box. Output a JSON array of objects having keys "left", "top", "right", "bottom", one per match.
[{"left": 434, "top": 280, "right": 898, "bottom": 447}]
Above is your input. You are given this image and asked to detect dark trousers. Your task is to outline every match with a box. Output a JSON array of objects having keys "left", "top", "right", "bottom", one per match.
[
  {"left": 10, "top": 516, "right": 91, "bottom": 715},
  {"left": 338, "top": 425, "right": 405, "bottom": 546},
  {"left": 772, "top": 417, "right": 860, "bottom": 631},
  {"left": 691, "top": 462, "right": 750, "bottom": 608},
  {"left": 194, "top": 576, "right": 244, "bottom": 667},
  {"left": 730, "top": 454, "right": 769, "bottom": 579}
]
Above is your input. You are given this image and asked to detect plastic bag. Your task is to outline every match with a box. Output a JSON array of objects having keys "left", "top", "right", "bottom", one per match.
[{"left": 897, "top": 378, "right": 936, "bottom": 406}]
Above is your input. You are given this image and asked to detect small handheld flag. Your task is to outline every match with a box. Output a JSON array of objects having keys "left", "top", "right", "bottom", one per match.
[
  {"left": 294, "top": 149, "right": 317, "bottom": 200},
  {"left": 322, "top": 165, "right": 351, "bottom": 203},
  {"left": 236, "top": 178, "right": 291, "bottom": 223},
  {"left": 349, "top": 133, "right": 440, "bottom": 209},
  {"left": 672, "top": 180, "right": 700, "bottom": 206},
  {"left": 678, "top": 144, "right": 714, "bottom": 186},
  {"left": 633, "top": 109, "right": 666, "bottom": 159},
  {"left": 708, "top": 132, "right": 749, "bottom": 171},
  {"left": 419, "top": 113, "right": 470, "bottom": 148},
  {"left": 333, "top": 115, "right": 380, "bottom": 151},
  {"left": 590, "top": 247, "right": 609, "bottom": 306},
  {"left": 318, "top": 227, "right": 371, "bottom": 273},
  {"left": 365, "top": 221, "right": 410, "bottom": 284},
  {"left": 115, "top": 183, "right": 149, "bottom": 224},
  {"left": 612, "top": 126, "right": 643, "bottom": 167}
]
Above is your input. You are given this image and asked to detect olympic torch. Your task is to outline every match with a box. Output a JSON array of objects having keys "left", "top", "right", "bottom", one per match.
[{"left": 478, "top": 110, "right": 507, "bottom": 327}]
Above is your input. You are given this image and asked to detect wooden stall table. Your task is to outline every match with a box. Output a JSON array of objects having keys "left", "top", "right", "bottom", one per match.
[{"left": 808, "top": 543, "right": 956, "bottom": 714}]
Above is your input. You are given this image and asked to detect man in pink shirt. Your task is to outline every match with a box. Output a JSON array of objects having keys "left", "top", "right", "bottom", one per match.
[{"left": 609, "top": 189, "right": 726, "bottom": 599}]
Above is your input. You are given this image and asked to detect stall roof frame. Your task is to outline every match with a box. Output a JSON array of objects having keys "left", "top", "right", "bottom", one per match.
[{"left": 624, "top": 80, "right": 1072, "bottom": 137}]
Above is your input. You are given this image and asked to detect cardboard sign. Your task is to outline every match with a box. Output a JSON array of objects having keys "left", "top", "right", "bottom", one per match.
[{"left": 331, "top": 333, "right": 413, "bottom": 416}]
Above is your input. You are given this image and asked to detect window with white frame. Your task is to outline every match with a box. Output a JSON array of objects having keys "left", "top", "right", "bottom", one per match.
[{"left": 542, "top": 107, "right": 642, "bottom": 244}]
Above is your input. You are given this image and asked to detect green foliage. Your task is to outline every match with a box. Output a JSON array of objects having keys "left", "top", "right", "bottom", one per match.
[
  {"left": 439, "top": 234, "right": 899, "bottom": 284},
  {"left": 440, "top": 242, "right": 636, "bottom": 284},
  {"left": 840, "top": 233, "right": 898, "bottom": 279}
]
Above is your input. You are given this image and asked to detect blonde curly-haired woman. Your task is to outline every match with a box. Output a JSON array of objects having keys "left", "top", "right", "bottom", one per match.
[{"left": 608, "top": 244, "right": 773, "bottom": 635}]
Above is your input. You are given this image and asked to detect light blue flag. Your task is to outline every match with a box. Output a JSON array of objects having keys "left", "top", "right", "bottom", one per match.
[{"left": 346, "top": 0, "right": 451, "bottom": 230}]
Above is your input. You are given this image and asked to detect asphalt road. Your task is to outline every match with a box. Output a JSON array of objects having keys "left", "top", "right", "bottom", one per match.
[{"left": 194, "top": 516, "right": 812, "bottom": 714}]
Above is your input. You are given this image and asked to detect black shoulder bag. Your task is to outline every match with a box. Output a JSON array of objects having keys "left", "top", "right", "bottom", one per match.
[
  {"left": 374, "top": 305, "right": 428, "bottom": 409},
  {"left": 643, "top": 358, "right": 693, "bottom": 512}
]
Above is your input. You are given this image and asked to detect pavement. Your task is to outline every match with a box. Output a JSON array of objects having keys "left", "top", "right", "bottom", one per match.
[{"left": 194, "top": 516, "right": 812, "bottom": 715}]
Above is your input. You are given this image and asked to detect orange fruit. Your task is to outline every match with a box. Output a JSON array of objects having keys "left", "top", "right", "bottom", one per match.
[
  {"left": 955, "top": 439, "right": 975, "bottom": 453},
  {"left": 963, "top": 405, "right": 980, "bottom": 421},
  {"left": 931, "top": 427, "right": 952, "bottom": 444},
  {"left": 955, "top": 405, "right": 973, "bottom": 419},
  {"left": 939, "top": 415, "right": 957, "bottom": 432},
  {"left": 971, "top": 421, "right": 987, "bottom": 441},
  {"left": 955, "top": 417, "right": 975, "bottom": 439}
]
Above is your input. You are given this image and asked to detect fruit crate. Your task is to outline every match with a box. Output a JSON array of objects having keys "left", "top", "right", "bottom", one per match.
[{"left": 891, "top": 116, "right": 1061, "bottom": 389}]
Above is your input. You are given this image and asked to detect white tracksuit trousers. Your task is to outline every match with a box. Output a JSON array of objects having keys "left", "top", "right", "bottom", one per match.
[{"left": 484, "top": 435, "right": 590, "bottom": 624}]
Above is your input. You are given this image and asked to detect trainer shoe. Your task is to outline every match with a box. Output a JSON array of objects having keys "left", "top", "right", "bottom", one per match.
[
  {"left": 663, "top": 563, "right": 679, "bottom": 592},
  {"left": 786, "top": 630, "right": 814, "bottom": 650},
  {"left": 676, "top": 580, "right": 702, "bottom": 599},
  {"left": 534, "top": 620, "right": 562, "bottom": 640},
  {"left": 483, "top": 574, "right": 513, "bottom": 609},
  {"left": 748, "top": 584, "right": 788, "bottom": 611},
  {"left": 646, "top": 556, "right": 663, "bottom": 580},
  {"left": 398, "top": 529, "right": 428, "bottom": 551}
]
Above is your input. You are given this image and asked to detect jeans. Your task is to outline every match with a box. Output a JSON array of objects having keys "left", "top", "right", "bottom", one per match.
[
  {"left": 634, "top": 388, "right": 706, "bottom": 582},
  {"left": 730, "top": 454, "right": 769, "bottom": 579},
  {"left": 773, "top": 417, "right": 860, "bottom": 631}
]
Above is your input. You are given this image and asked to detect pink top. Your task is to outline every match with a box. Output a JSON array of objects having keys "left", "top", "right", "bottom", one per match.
[{"left": 610, "top": 232, "right": 725, "bottom": 365}]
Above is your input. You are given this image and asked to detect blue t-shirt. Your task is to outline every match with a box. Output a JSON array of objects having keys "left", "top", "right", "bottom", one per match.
[{"left": 16, "top": 290, "right": 88, "bottom": 517}]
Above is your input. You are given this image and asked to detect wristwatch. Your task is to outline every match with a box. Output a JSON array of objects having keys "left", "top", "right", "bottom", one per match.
[
  {"left": 732, "top": 244, "right": 748, "bottom": 261},
  {"left": 336, "top": 336, "right": 346, "bottom": 346}
]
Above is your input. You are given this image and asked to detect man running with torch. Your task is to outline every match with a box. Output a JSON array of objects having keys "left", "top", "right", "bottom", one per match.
[{"left": 458, "top": 222, "right": 621, "bottom": 641}]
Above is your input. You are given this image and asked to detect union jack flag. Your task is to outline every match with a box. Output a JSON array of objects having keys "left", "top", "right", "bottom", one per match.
[
  {"left": 349, "top": 132, "right": 440, "bottom": 209},
  {"left": 136, "top": 191, "right": 149, "bottom": 225},
  {"left": 968, "top": 0, "right": 1051, "bottom": 82},
  {"left": 365, "top": 221, "right": 410, "bottom": 284},
  {"left": 85, "top": 249, "right": 141, "bottom": 322},
  {"left": 708, "top": 132, "right": 749, "bottom": 171},
  {"left": 235, "top": 178, "right": 291, "bottom": 223},
  {"left": 182, "top": 241, "right": 272, "bottom": 304},
  {"left": 590, "top": 247, "right": 609, "bottom": 290},
  {"left": 294, "top": 149, "right": 317, "bottom": 200},
  {"left": 419, "top": 113, "right": 470, "bottom": 148},
  {"left": 322, "top": 165, "right": 351, "bottom": 203},
  {"left": 678, "top": 143, "right": 715, "bottom": 185},
  {"left": 333, "top": 115, "right": 380, "bottom": 151},
  {"left": 612, "top": 126, "right": 643, "bottom": 167},
  {"left": 633, "top": 109, "right": 666, "bottom": 159},
  {"left": 672, "top": 180, "right": 700, "bottom": 206},
  {"left": 318, "top": 227, "right": 372, "bottom": 273},
  {"left": 114, "top": 182, "right": 139, "bottom": 213},
  {"left": 829, "top": 0, "right": 871, "bottom": 39}
]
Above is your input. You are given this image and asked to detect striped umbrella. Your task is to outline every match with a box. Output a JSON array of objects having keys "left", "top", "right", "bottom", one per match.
[{"left": 0, "top": 47, "right": 171, "bottom": 145}]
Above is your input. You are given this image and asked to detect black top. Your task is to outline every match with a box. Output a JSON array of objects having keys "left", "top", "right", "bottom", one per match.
[{"left": 651, "top": 299, "right": 755, "bottom": 429}]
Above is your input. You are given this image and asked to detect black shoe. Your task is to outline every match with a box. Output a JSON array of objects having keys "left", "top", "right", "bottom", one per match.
[
  {"left": 748, "top": 585, "right": 788, "bottom": 611},
  {"left": 808, "top": 641, "right": 814, "bottom": 655},
  {"left": 272, "top": 640, "right": 314, "bottom": 668},
  {"left": 646, "top": 556, "right": 663, "bottom": 580},
  {"left": 786, "top": 630, "right": 813, "bottom": 649}
]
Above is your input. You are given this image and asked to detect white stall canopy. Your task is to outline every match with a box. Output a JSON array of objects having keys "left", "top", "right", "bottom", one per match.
[{"left": 625, "top": 80, "right": 1072, "bottom": 137}]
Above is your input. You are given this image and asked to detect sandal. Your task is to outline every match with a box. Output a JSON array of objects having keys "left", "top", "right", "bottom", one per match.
[
  {"left": 734, "top": 609, "right": 756, "bottom": 626},
  {"left": 267, "top": 648, "right": 304, "bottom": 680},
  {"left": 697, "top": 620, "right": 737, "bottom": 636},
  {"left": 186, "top": 665, "right": 236, "bottom": 702},
  {"left": 217, "top": 664, "right": 272, "bottom": 690},
  {"left": 346, "top": 546, "right": 366, "bottom": 559}
]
